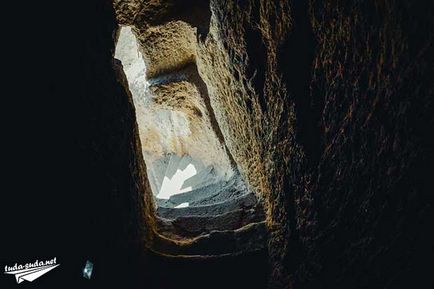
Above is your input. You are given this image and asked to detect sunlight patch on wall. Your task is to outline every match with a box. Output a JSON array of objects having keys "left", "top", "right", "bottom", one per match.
[
  {"left": 157, "top": 163, "right": 197, "bottom": 202},
  {"left": 114, "top": 26, "right": 148, "bottom": 101},
  {"left": 174, "top": 202, "right": 189, "bottom": 208}
]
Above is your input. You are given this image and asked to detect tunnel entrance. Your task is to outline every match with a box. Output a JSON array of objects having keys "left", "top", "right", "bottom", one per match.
[{"left": 114, "top": 26, "right": 266, "bottom": 255}]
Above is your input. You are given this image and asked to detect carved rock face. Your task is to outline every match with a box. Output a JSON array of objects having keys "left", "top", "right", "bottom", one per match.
[
  {"left": 110, "top": 1, "right": 432, "bottom": 288},
  {"left": 114, "top": 18, "right": 236, "bottom": 202},
  {"left": 113, "top": 0, "right": 269, "bottom": 259},
  {"left": 112, "top": 0, "right": 282, "bottom": 203}
]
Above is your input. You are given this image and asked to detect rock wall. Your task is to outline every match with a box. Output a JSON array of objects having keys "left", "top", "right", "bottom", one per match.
[
  {"left": 86, "top": 0, "right": 433, "bottom": 288},
  {"left": 197, "top": 1, "right": 433, "bottom": 288},
  {"left": 290, "top": 2, "right": 433, "bottom": 288},
  {"left": 114, "top": 27, "right": 234, "bottom": 183}
]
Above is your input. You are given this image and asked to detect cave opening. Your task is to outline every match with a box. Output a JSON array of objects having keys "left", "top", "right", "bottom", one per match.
[
  {"left": 114, "top": 26, "right": 265, "bottom": 250},
  {"left": 114, "top": 27, "right": 229, "bottom": 205}
]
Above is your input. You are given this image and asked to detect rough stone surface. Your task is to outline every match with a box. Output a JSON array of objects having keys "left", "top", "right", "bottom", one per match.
[
  {"left": 156, "top": 193, "right": 258, "bottom": 219},
  {"left": 152, "top": 221, "right": 268, "bottom": 256},
  {"left": 114, "top": 27, "right": 234, "bottom": 181},
  {"left": 78, "top": 0, "right": 433, "bottom": 288}
]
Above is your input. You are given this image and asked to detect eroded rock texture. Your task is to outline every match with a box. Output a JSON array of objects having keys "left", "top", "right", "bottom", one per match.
[
  {"left": 114, "top": 26, "right": 234, "bottom": 192},
  {"left": 82, "top": 0, "right": 433, "bottom": 288},
  {"left": 200, "top": 2, "right": 433, "bottom": 288}
]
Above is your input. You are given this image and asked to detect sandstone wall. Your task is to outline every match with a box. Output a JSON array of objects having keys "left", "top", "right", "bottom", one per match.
[
  {"left": 105, "top": 0, "right": 432, "bottom": 288},
  {"left": 197, "top": 1, "right": 433, "bottom": 288}
]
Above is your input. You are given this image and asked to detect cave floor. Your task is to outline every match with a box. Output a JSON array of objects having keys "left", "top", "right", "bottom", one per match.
[
  {"left": 79, "top": 247, "right": 269, "bottom": 289},
  {"left": 143, "top": 250, "right": 269, "bottom": 289}
]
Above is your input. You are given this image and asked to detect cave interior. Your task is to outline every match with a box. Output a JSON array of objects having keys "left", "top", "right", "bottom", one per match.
[{"left": 3, "top": 0, "right": 433, "bottom": 289}]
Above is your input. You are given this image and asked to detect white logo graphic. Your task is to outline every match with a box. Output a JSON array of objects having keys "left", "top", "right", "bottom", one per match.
[{"left": 4, "top": 258, "right": 59, "bottom": 284}]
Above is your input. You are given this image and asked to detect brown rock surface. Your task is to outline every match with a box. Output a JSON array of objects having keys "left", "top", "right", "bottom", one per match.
[{"left": 75, "top": 0, "right": 433, "bottom": 288}]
